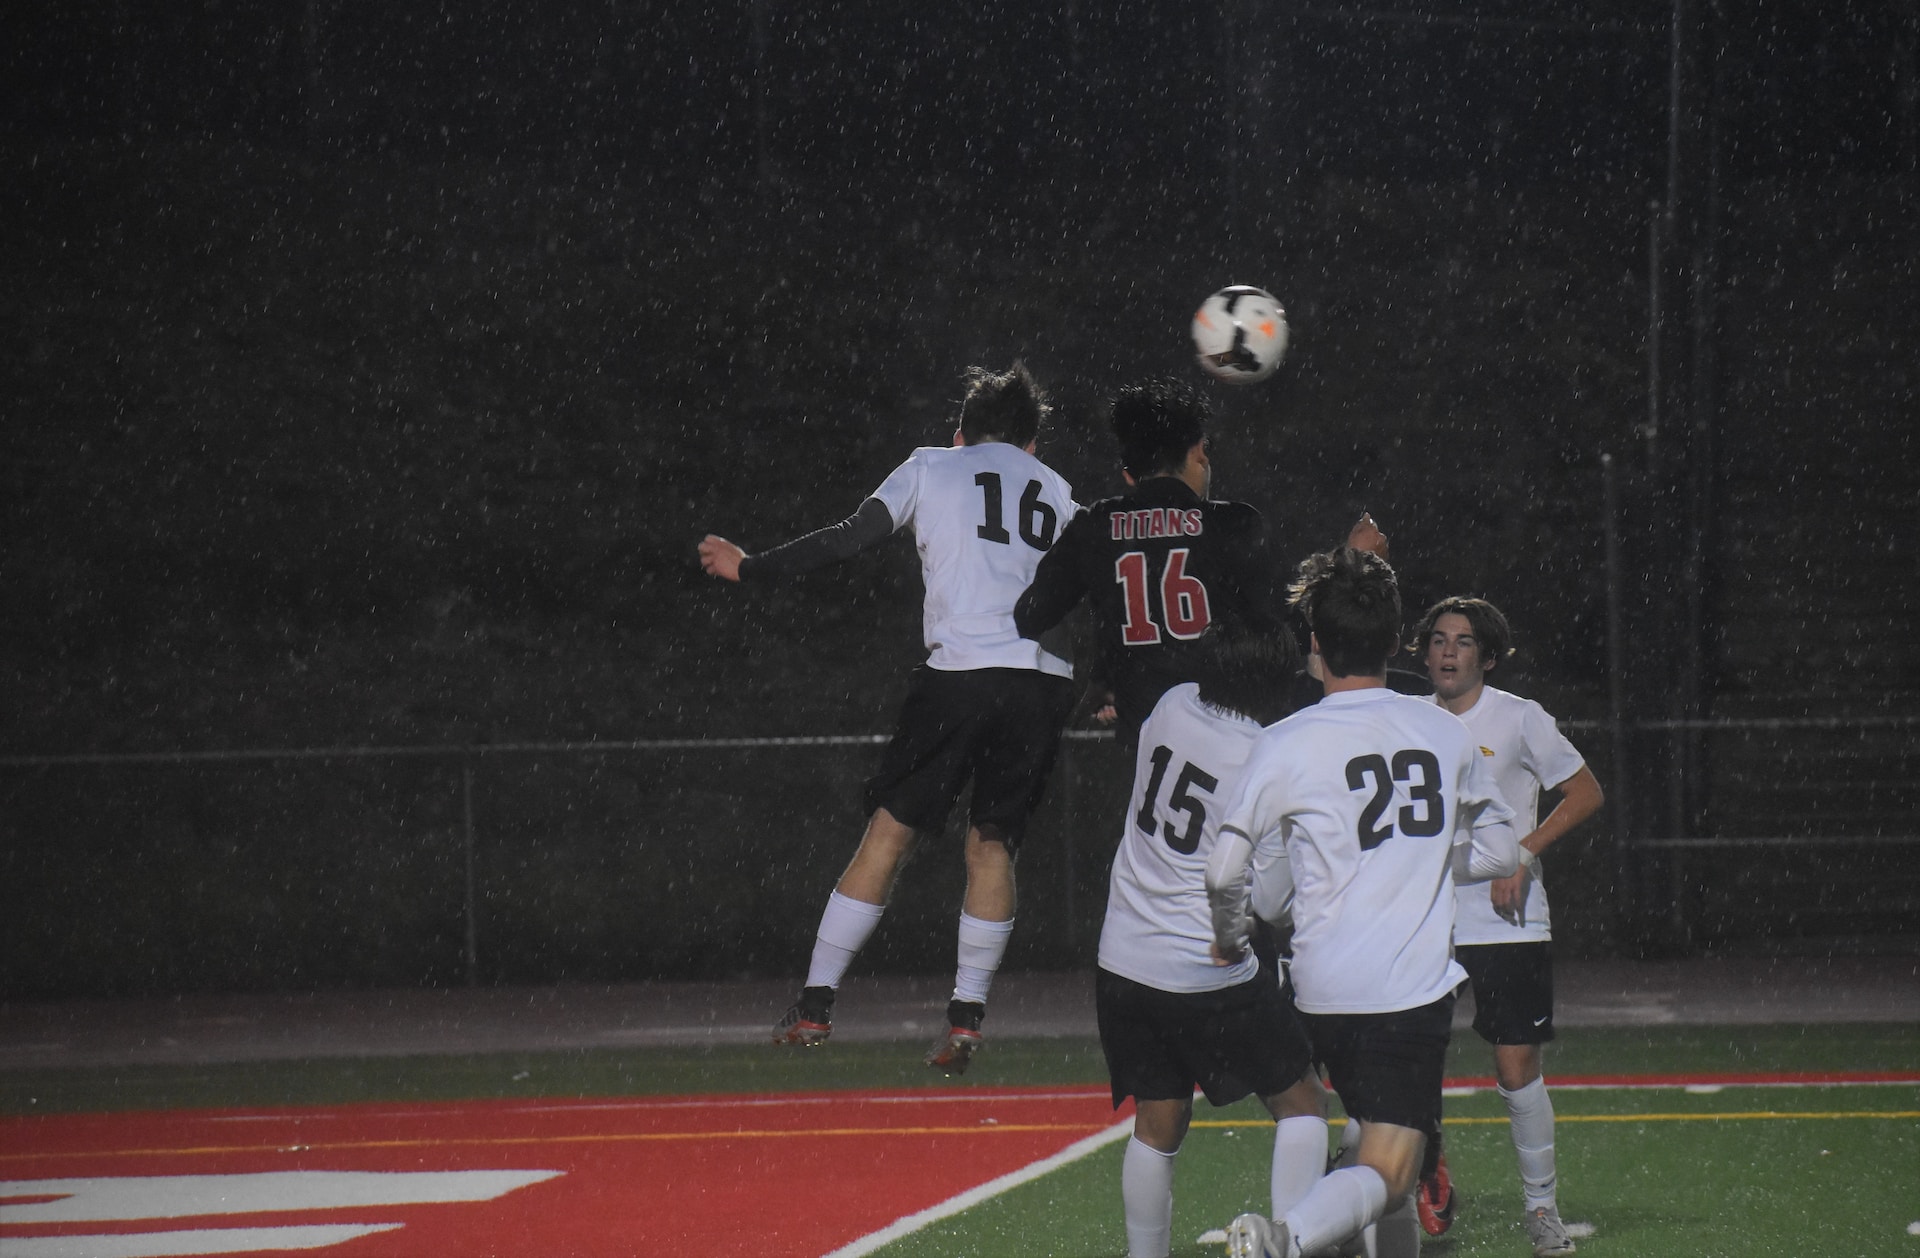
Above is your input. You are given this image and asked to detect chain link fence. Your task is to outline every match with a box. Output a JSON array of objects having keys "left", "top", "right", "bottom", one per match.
[{"left": 4, "top": 714, "right": 1915, "bottom": 1000}]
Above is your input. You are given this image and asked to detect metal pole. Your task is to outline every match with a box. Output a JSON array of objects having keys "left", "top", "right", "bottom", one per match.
[
  {"left": 1645, "top": 207, "right": 1663, "bottom": 462},
  {"left": 463, "top": 756, "right": 479, "bottom": 987},
  {"left": 752, "top": 0, "right": 773, "bottom": 192},
  {"left": 1679, "top": 11, "right": 1725, "bottom": 844},
  {"left": 1657, "top": 0, "right": 1693, "bottom": 946},
  {"left": 1061, "top": 740, "right": 1077, "bottom": 950},
  {"left": 1601, "top": 454, "right": 1636, "bottom": 953}
]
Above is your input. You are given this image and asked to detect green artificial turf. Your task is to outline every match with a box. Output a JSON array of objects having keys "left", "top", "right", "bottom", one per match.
[
  {"left": 873, "top": 1084, "right": 1920, "bottom": 1257},
  {"left": 6, "top": 1023, "right": 1915, "bottom": 1117}
]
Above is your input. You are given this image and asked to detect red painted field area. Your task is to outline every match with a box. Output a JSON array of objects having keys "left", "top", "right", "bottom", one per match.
[
  {"left": 9, "top": 1070, "right": 1918, "bottom": 1256},
  {"left": 0, "top": 1087, "right": 1129, "bottom": 1258}
]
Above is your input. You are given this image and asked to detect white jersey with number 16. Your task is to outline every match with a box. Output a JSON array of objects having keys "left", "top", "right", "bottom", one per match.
[{"left": 871, "top": 443, "right": 1078, "bottom": 676}]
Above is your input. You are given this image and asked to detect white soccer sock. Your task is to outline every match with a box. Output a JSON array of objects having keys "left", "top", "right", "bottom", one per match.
[
  {"left": 803, "top": 891, "right": 886, "bottom": 992},
  {"left": 1121, "top": 1136, "right": 1178, "bottom": 1258},
  {"left": 952, "top": 912, "right": 1014, "bottom": 1005},
  {"left": 1362, "top": 1191, "right": 1419, "bottom": 1258},
  {"left": 1499, "top": 1076, "right": 1560, "bottom": 1210},
  {"left": 1284, "top": 1165, "right": 1389, "bottom": 1258},
  {"left": 1271, "top": 1115, "right": 1330, "bottom": 1219}
]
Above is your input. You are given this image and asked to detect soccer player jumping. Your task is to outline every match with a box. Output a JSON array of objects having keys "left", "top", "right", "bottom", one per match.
[
  {"left": 1014, "top": 377, "right": 1388, "bottom": 742},
  {"left": 698, "top": 363, "right": 1079, "bottom": 1074}
]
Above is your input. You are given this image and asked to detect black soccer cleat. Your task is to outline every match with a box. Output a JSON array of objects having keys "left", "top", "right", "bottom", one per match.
[
  {"left": 924, "top": 999, "right": 986, "bottom": 1076},
  {"left": 772, "top": 985, "right": 835, "bottom": 1047}
]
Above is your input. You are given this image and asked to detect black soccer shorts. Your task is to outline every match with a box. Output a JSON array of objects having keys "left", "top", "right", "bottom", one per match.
[
  {"left": 862, "top": 665, "right": 1075, "bottom": 851},
  {"left": 1455, "top": 940, "right": 1557, "bottom": 1046},
  {"left": 1302, "top": 993, "right": 1456, "bottom": 1134},
  {"left": 1095, "top": 967, "right": 1316, "bottom": 1110}
]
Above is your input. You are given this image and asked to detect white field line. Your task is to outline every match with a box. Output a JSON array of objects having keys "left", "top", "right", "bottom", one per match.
[
  {"left": 821, "top": 1117, "right": 1135, "bottom": 1258},
  {"left": 1442, "top": 1077, "right": 1919, "bottom": 1094},
  {"left": 0, "top": 1224, "right": 402, "bottom": 1257}
]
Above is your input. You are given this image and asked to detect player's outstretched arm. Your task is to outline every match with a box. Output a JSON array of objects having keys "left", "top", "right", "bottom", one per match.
[
  {"left": 698, "top": 534, "right": 746, "bottom": 582},
  {"left": 699, "top": 499, "right": 897, "bottom": 586}
]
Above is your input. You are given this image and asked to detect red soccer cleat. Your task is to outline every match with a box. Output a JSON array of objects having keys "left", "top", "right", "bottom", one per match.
[{"left": 1417, "top": 1152, "right": 1456, "bottom": 1236}]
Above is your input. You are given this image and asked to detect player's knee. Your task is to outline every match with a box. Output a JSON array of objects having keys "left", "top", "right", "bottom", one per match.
[
  {"left": 1494, "top": 1045, "right": 1543, "bottom": 1093},
  {"left": 1266, "top": 1073, "right": 1328, "bottom": 1121},
  {"left": 1133, "top": 1099, "right": 1193, "bottom": 1152},
  {"left": 1355, "top": 1124, "right": 1429, "bottom": 1201},
  {"left": 971, "top": 821, "right": 1017, "bottom": 854}
]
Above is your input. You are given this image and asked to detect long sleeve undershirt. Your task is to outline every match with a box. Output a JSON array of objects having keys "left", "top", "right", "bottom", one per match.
[{"left": 737, "top": 497, "right": 897, "bottom": 582}]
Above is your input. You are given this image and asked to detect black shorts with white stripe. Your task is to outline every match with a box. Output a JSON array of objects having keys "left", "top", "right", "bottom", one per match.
[{"left": 1456, "top": 940, "right": 1556, "bottom": 1046}]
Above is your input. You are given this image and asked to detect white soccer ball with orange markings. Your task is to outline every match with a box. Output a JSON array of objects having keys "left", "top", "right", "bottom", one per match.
[{"left": 1191, "top": 285, "right": 1289, "bottom": 385}]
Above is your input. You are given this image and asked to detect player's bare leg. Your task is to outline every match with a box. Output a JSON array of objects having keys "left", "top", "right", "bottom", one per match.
[
  {"left": 960, "top": 824, "right": 1015, "bottom": 922},
  {"left": 1494, "top": 1041, "right": 1543, "bottom": 1091},
  {"left": 774, "top": 809, "right": 918, "bottom": 1047},
  {"left": 1350, "top": 1122, "right": 1425, "bottom": 1215},
  {"left": 834, "top": 807, "right": 918, "bottom": 905},
  {"left": 927, "top": 824, "right": 1014, "bottom": 1075}
]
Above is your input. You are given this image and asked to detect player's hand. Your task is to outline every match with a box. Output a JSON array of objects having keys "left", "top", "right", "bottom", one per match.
[
  {"left": 698, "top": 535, "right": 747, "bottom": 582},
  {"left": 1491, "top": 867, "right": 1530, "bottom": 924},
  {"left": 1347, "top": 512, "right": 1389, "bottom": 560},
  {"left": 1210, "top": 940, "right": 1246, "bottom": 967},
  {"left": 1085, "top": 687, "right": 1118, "bottom": 727}
]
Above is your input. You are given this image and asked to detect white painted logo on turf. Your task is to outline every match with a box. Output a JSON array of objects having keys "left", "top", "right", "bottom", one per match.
[
  {"left": 0, "top": 1169, "right": 561, "bottom": 1257},
  {"left": 0, "top": 1223, "right": 399, "bottom": 1257}
]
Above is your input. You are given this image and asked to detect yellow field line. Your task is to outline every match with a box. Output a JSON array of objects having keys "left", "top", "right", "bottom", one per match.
[
  {"left": 1192, "top": 1110, "right": 1920, "bottom": 1130},
  {"left": 0, "top": 1122, "right": 1113, "bottom": 1163},
  {"left": 7, "top": 1109, "right": 1917, "bottom": 1164},
  {"left": 1499, "top": 1111, "right": 1920, "bottom": 1124}
]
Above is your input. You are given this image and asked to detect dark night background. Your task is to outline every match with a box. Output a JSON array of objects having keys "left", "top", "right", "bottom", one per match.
[{"left": 3, "top": 0, "right": 1915, "bottom": 998}]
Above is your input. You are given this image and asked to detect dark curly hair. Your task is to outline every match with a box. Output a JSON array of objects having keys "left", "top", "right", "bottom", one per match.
[
  {"left": 1110, "top": 378, "right": 1210, "bottom": 479},
  {"left": 1288, "top": 547, "right": 1402, "bottom": 679},
  {"left": 1194, "top": 613, "right": 1299, "bottom": 726}
]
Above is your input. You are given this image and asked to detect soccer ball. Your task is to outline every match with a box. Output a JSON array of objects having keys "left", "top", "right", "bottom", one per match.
[{"left": 1191, "top": 285, "right": 1289, "bottom": 384}]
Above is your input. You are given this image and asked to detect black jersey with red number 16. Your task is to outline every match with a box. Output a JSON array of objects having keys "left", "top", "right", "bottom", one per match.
[{"left": 1014, "top": 477, "right": 1288, "bottom": 734}]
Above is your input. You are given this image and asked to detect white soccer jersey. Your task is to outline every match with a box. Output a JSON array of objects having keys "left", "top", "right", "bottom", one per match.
[
  {"left": 870, "top": 443, "right": 1079, "bottom": 676},
  {"left": 1098, "top": 684, "right": 1264, "bottom": 993},
  {"left": 1219, "top": 688, "right": 1517, "bottom": 1015},
  {"left": 1435, "top": 686, "right": 1588, "bottom": 945}
]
